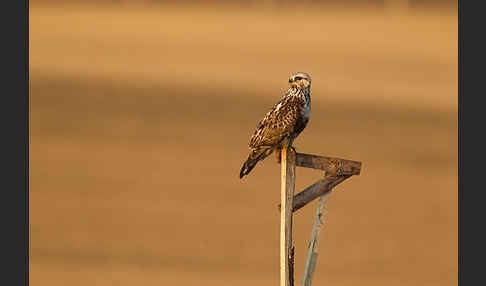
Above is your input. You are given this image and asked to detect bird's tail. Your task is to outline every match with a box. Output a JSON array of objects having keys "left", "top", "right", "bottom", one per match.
[{"left": 239, "top": 147, "right": 274, "bottom": 179}]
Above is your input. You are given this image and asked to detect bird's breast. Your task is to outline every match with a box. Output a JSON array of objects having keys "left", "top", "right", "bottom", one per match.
[{"left": 303, "top": 100, "right": 311, "bottom": 121}]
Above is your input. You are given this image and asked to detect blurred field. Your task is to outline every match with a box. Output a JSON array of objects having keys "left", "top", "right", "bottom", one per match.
[{"left": 30, "top": 2, "right": 457, "bottom": 286}]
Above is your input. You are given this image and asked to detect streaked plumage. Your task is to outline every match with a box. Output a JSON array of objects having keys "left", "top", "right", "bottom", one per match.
[{"left": 239, "top": 72, "right": 312, "bottom": 179}]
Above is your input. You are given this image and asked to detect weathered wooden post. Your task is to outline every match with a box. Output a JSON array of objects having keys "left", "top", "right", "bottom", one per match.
[
  {"left": 280, "top": 147, "right": 296, "bottom": 286},
  {"left": 278, "top": 151, "right": 362, "bottom": 286},
  {"left": 301, "top": 191, "right": 330, "bottom": 286}
]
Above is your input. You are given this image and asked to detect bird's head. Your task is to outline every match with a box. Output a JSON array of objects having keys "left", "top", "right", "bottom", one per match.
[{"left": 288, "top": 72, "right": 311, "bottom": 89}]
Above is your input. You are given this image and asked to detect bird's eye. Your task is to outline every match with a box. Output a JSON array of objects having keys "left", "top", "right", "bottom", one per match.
[{"left": 295, "top": 76, "right": 302, "bottom": 81}]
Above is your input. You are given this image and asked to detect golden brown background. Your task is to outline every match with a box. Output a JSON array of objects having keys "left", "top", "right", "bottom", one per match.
[{"left": 30, "top": 1, "right": 457, "bottom": 285}]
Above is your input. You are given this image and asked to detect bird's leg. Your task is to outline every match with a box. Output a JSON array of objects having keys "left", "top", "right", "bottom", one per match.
[
  {"left": 276, "top": 147, "right": 282, "bottom": 163},
  {"left": 289, "top": 146, "right": 296, "bottom": 155},
  {"left": 277, "top": 139, "right": 296, "bottom": 164},
  {"left": 287, "top": 138, "right": 296, "bottom": 155}
]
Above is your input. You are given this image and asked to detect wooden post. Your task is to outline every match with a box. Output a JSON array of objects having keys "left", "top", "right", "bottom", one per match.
[
  {"left": 301, "top": 191, "right": 331, "bottom": 286},
  {"left": 280, "top": 147, "right": 296, "bottom": 286},
  {"left": 290, "top": 175, "right": 351, "bottom": 213},
  {"left": 275, "top": 151, "right": 362, "bottom": 286}
]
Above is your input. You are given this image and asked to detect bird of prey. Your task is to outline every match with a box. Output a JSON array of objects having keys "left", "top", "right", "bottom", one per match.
[{"left": 239, "top": 72, "right": 312, "bottom": 179}]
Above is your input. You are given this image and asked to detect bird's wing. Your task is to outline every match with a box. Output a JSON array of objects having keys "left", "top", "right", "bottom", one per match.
[{"left": 249, "top": 95, "right": 304, "bottom": 148}]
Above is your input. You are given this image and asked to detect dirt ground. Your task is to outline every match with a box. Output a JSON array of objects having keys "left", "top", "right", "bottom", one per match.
[{"left": 30, "top": 3, "right": 457, "bottom": 286}]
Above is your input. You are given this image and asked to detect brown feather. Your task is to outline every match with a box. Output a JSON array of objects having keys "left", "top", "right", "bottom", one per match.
[{"left": 239, "top": 73, "right": 311, "bottom": 179}]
